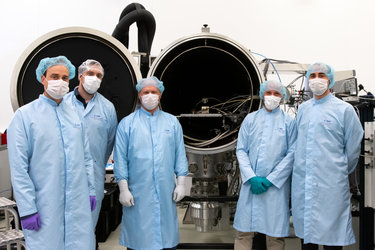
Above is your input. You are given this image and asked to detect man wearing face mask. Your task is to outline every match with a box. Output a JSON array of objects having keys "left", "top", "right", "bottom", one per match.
[
  {"left": 64, "top": 59, "right": 118, "bottom": 239},
  {"left": 291, "top": 62, "right": 363, "bottom": 250},
  {"left": 113, "top": 76, "right": 188, "bottom": 250},
  {"left": 7, "top": 56, "right": 96, "bottom": 250},
  {"left": 234, "top": 80, "right": 296, "bottom": 250},
  {"left": 233, "top": 80, "right": 296, "bottom": 250}
]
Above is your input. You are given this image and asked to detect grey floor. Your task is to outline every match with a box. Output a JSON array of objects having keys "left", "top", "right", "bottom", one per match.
[
  {"left": 0, "top": 206, "right": 360, "bottom": 250},
  {"left": 98, "top": 206, "right": 360, "bottom": 250}
]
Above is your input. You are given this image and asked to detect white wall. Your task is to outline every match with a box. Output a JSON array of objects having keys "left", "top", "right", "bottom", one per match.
[{"left": 1, "top": 0, "right": 374, "bottom": 131}]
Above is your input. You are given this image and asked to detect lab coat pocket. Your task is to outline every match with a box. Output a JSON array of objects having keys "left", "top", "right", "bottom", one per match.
[
  {"left": 89, "top": 114, "right": 107, "bottom": 126},
  {"left": 160, "top": 128, "right": 174, "bottom": 148}
]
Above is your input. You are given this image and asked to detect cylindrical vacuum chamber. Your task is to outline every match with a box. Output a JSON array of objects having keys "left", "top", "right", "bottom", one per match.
[{"left": 148, "top": 29, "right": 264, "bottom": 154}]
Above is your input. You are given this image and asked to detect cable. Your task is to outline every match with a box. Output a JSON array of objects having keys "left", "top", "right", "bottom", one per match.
[
  {"left": 183, "top": 134, "right": 206, "bottom": 142},
  {"left": 185, "top": 127, "right": 240, "bottom": 147},
  {"left": 286, "top": 74, "right": 304, "bottom": 88},
  {"left": 209, "top": 107, "right": 230, "bottom": 115},
  {"left": 194, "top": 97, "right": 223, "bottom": 107},
  {"left": 186, "top": 130, "right": 229, "bottom": 147},
  {"left": 233, "top": 97, "right": 251, "bottom": 113},
  {"left": 184, "top": 93, "right": 255, "bottom": 147},
  {"left": 260, "top": 58, "right": 299, "bottom": 65},
  {"left": 210, "top": 96, "right": 251, "bottom": 109},
  {"left": 360, "top": 154, "right": 375, "bottom": 159},
  {"left": 353, "top": 105, "right": 360, "bottom": 119},
  {"left": 299, "top": 76, "right": 307, "bottom": 91},
  {"left": 251, "top": 52, "right": 282, "bottom": 82},
  {"left": 353, "top": 167, "right": 361, "bottom": 196},
  {"left": 358, "top": 96, "right": 375, "bottom": 101}
]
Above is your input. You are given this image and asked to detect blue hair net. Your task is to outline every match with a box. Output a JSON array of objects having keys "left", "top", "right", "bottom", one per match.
[
  {"left": 259, "top": 80, "right": 287, "bottom": 101},
  {"left": 136, "top": 76, "right": 164, "bottom": 94},
  {"left": 35, "top": 56, "right": 76, "bottom": 83},
  {"left": 306, "top": 62, "right": 335, "bottom": 88}
]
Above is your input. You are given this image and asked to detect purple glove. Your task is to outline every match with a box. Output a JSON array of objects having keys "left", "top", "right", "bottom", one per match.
[
  {"left": 21, "top": 213, "right": 41, "bottom": 231},
  {"left": 90, "top": 196, "right": 96, "bottom": 211}
]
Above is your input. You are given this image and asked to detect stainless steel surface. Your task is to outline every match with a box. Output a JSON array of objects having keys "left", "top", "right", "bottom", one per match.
[
  {"left": 190, "top": 202, "right": 220, "bottom": 232},
  {"left": 0, "top": 197, "right": 25, "bottom": 249},
  {"left": 0, "top": 197, "right": 15, "bottom": 207},
  {"left": 188, "top": 151, "right": 237, "bottom": 197},
  {"left": 364, "top": 121, "right": 375, "bottom": 208}
]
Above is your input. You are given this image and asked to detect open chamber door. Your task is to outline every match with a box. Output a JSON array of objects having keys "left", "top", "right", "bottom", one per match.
[{"left": 148, "top": 28, "right": 264, "bottom": 154}]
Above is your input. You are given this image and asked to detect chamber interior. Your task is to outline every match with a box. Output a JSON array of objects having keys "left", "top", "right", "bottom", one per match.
[{"left": 152, "top": 38, "right": 262, "bottom": 149}]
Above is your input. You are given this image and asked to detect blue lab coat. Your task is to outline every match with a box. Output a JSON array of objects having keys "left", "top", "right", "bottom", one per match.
[
  {"left": 292, "top": 94, "right": 363, "bottom": 246},
  {"left": 234, "top": 107, "right": 296, "bottom": 237},
  {"left": 65, "top": 88, "right": 118, "bottom": 226},
  {"left": 7, "top": 94, "right": 95, "bottom": 250},
  {"left": 114, "top": 107, "right": 188, "bottom": 250}
]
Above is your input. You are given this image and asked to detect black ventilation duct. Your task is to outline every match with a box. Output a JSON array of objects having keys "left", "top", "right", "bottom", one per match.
[{"left": 112, "top": 2, "right": 156, "bottom": 77}]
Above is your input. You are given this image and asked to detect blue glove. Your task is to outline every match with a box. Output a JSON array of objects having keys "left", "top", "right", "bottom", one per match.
[
  {"left": 261, "top": 177, "right": 273, "bottom": 189},
  {"left": 249, "top": 177, "right": 267, "bottom": 195},
  {"left": 21, "top": 213, "right": 41, "bottom": 231}
]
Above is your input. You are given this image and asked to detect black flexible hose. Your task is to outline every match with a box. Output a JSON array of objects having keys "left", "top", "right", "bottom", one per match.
[
  {"left": 112, "top": 2, "right": 155, "bottom": 56},
  {"left": 118, "top": 2, "right": 145, "bottom": 21}
]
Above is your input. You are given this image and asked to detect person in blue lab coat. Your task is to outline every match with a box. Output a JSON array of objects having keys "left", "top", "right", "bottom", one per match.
[
  {"left": 113, "top": 76, "right": 188, "bottom": 250},
  {"left": 291, "top": 62, "right": 364, "bottom": 250},
  {"left": 233, "top": 80, "right": 297, "bottom": 250},
  {"left": 7, "top": 56, "right": 96, "bottom": 250},
  {"left": 64, "top": 59, "right": 118, "bottom": 234}
]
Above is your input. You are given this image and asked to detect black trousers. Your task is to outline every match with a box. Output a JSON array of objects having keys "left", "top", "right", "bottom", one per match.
[
  {"left": 127, "top": 247, "right": 176, "bottom": 250},
  {"left": 300, "top": 239, "right": 343, "bottom": 250}
]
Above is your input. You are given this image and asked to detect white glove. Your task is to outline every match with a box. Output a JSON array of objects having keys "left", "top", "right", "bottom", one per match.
[
  {"left": 118, "top": 179, "right": 134, "bottom": 207},
  {"left": 173, "top": 176, "right": 187, "bottom": 202}
]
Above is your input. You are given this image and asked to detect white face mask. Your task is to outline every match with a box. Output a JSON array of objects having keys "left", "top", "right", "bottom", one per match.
[
  {"left": 141, "top": 93, "right": 159, "bottom": 110},
  {"left": 309, "top": 78, "right": 328, "bottom": 96},
  {"left": 264, "top": 95, "right": 281, "bottom": 110},
  {"left": 45, "top": 79, "right": 69, "bottom": 99},
  {"left": 83, "top": 75, "right": 101, "bottom": 94}
]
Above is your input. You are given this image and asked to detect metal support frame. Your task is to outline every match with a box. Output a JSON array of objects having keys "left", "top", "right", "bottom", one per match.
[
  {"left": 0, "top": 197, "right": 25, "bottom": 250},
  {"left": 357, "top": 100, "right": 375, "bottom": 250},
  {"left": 259, "top": 62, "right": 356, "bottom": 82}
]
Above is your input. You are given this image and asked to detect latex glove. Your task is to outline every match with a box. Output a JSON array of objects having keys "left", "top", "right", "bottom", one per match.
[
  {"left": 249, "top": 176, "right": 267, "bottom": 195},
  {"left": 118, "top": 179, "right": 134, "bottom": 207},
  {"left": 261, "top": 177, "right": 273, "bottom": 189},
  {"left": 21, "top": 213, "right": 41, "bottom": 231},
  {"left": 90, "top": 196, "right": 96, "bottom": 211},
  {"left": 173, "top": 176, "right": 187, "bottom": 202}
]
